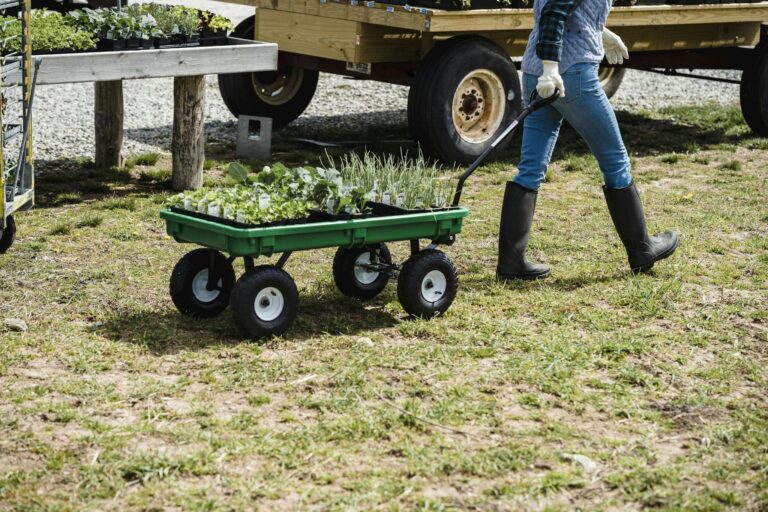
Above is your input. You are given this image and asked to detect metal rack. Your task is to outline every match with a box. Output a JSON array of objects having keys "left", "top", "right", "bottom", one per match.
[{"left": 1, "top": 0, "right": 37, "bottom": 253}]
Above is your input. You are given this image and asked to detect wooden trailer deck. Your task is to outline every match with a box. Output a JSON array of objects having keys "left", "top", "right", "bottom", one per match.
[{"left": 220, "top": 0, "right": 768, "bottom": 63}]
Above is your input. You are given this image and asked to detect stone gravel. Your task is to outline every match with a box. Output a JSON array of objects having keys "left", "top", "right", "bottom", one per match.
[{"left": 29, "top": 0, "right": 744, "bottom": 161}]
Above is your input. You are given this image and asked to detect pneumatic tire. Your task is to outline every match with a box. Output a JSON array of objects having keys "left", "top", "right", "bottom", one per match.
[
  {"left": 230, "top": 266, "right": 299, "bottom": 339},
  {"left": 740, "top": 42, "right": 768, "bottom": 137},
  {"left": 598, "top": 66, "right": 626, "bottom": 100},
  {"left": 408, "top": 36, "right": 522, "bottom": 164},
  {"left": 217, "top": 16, "right": 319, "bottom": 129},
  {"left": 0, "top": 215, "right": 16, "bottom": 254},
  {"left": 397, "top": 249, "right": 458, "bottom": 319},
  {"left": 333, "top": 244, "right": 392, "bottom": 300},
  {"left": 170, "top": 249, "right": 235, "bottom": 318}
]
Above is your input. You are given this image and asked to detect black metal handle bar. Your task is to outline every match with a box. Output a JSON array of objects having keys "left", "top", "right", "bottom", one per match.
[{"left": 451, "top": 89, "right": 560, "bottom": 207}]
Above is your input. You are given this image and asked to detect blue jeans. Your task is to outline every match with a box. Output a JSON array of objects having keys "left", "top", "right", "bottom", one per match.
[{"left": 513, "top": 62, "right": 633, "bottom": 191}]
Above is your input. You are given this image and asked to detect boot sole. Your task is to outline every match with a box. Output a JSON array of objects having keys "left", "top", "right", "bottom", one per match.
[
  {"left": 631, "top": 239, "right": 679, "bottom": 274},
  {"left": 497, "top": 269, "right": 551, "bottom": 282}
]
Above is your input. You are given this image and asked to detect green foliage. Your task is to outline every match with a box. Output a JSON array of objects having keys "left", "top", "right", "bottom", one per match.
[
  {"left": 168, "top": 156, "right": 455, "bottom": 226},
  {"left": 200, "top": 10, "right": 233, "bottom": 33},
  {"left": 327, "top": 151, "right": 456, "bottom": 209},
  {"left": 63, "top": 4, "right": 232, "bottom": 40},
  {"left": 0, "top": 10, "right": 96, "bottom": 53},
  {"left": 127, "top": 151, "right": 161, "bottom": 167}
]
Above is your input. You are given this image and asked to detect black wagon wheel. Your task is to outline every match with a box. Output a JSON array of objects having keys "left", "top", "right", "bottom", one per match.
[
  {"left": 333, "top": 243, "right": 392, "bottom": 300},
  {"left": 169, "top": 249, "right": 236, "bottom": 318},
  {"left": 598, "top": 66, "right": 626, "bottom": 100},
  {"left": 397, "top": 249, "right": 459, "bottom": 319},
  {"left": 217, "top": 16, "right": 319, "bottom": 129},
  {"left": 230, "top": 266, "right": 299, "bottom": 340},
  {"left": 408, "top": 36, "right": 522, "bottom": 164},
  {"left": 0, "top": 214, "right": 16, "bottom": 254},
  {"left": 740, "top": 42, "right": 768, "bottom": 137}
]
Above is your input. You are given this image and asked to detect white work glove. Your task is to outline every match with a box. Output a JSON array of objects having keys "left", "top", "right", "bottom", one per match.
[
  {"left": 537, "top": 60, "right": 565, "bottom": 99},
  {"left": 602, "top": 28, "right": 629, "bottom": 65}
]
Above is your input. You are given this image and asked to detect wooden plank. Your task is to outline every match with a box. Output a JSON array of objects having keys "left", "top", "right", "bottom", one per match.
[
  {"left": 234, "top": 0, "right": 768, "bottom": 33},
  {"left": 356, "top": 24, "right": 422, "bottom": 62},
  {"left": 425, "top": 3, "right": 768, "bottom": 32},
  {"left": 5, "top": 39, "right": 277, "bottom": 85},
  {"left": 251, "top": 0, "right": 430, "bottom": 31},
  {"left": 614, "top": 22, "right": 760, "bottom": 52},
  {"left": 257, "top": 9, "right": 361, "bottom": 61}
]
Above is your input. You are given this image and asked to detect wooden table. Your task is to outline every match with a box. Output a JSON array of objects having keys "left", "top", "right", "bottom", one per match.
[{"left": 6, "top": 38, "right": 277, "bottom": 189}]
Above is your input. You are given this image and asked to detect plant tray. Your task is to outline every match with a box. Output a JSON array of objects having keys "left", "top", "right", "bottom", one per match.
[{"left": 161, "top": 206, "right": 469, "bottom": 257}]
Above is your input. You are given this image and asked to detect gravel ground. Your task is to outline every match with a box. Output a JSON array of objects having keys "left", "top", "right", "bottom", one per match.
[{"left": 29, "top": 0, "right": 744, "bottom": 161}]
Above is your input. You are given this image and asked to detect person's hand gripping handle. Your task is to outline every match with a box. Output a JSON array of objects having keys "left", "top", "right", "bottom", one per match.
[
  {"left": 537, "top": 60, "right": 565, "bottom": 99},
  {"left": 602, "top": 28, "right": 629, "bottom": 65}
]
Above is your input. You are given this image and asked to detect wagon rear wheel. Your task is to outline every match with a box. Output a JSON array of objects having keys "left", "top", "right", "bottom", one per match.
[
  {"left": 170, "top": 249, "right": 236, "bottom": 318},
  {"left": 333, "top": 244, "right": 392, "bottom": 300},
  {"left": 409, "top": 36, "right": 522, "bottom": 164},
  {"left": 217, "top": 16, "right": 319, "bottom": 129}
]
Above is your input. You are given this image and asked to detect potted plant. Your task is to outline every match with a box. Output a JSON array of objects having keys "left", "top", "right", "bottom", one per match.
[{"left": 199, "top": 11, "right": 233, "bottom": 45}]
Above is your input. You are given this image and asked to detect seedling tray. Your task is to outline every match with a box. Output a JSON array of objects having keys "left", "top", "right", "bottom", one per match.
[{"left": 161, "top": 206, "right": 469, "bottom": 257}]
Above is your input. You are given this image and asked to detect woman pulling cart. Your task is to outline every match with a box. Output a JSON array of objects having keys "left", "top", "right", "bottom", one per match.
[{"left": 496, "top": 0, "right": 679, "bottom": 280}]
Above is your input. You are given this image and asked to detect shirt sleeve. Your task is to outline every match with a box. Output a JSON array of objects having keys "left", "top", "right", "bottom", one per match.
[{"left": 536, "top": 0, "right": 586, "bottom": 62}]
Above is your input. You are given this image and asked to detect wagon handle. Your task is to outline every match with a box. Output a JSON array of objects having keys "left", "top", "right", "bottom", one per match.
[{"left": 451, "top": 89, "right": 560, "bottom": 207}]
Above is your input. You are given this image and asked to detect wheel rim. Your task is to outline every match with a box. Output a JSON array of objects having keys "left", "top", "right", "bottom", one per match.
[
  {"left": 353, "top": 252, "right": 379, "bottom": 285},
  {"left": 191, "top": 270, "right": 222, "bottom": 304},
  {"left": 421, "top": 270, "right": 447, "bottom": 303},
  {"left": 254, "top": 287, "right": 285, "bottom": 322},
  {"left": 252, "top": 67, "right": 304, "bottom": 106},
  {"left": 598, "top": 66, "right": 617, "bottom": 89},
  {"left": 452, "top": 69, "right": 506, "bottom": 144}
]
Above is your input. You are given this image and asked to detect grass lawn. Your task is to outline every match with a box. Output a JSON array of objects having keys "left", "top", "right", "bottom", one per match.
[{"left": 0, "top": 104, "right": 766, "bottom": 511}]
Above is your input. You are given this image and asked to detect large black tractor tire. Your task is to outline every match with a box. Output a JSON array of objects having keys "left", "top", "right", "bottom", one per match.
[
  {"left": 740, "top": 42, "right": 768, "bottom": 137},
  {"left": 0, "top": 215, "right": 16, "bottom": 254},
  {"left": 217, "top": 16, "right": 319, "bottom": 129},
  {"left": 598, "top": 66, "right": 626, "bottom": 100},
  {"left": 408, "top": 36, "right": 523, "bottom": 164}
]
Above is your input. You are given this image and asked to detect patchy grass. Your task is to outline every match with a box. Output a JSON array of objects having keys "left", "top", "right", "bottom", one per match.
[
  {"left": 1, "top": 104, "right": 766, "bottom": 510},
  {"left": 126, "top": 152, "right": 162, "bottom": 167}
]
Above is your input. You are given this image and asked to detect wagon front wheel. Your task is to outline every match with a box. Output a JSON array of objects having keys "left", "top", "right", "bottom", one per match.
[
  {"left": 0, "top": 215, "right": 16, "bottom": 254},
  {"left": 230, "top": 266, "right": 299, "bottom": 339},
  {"left": 170, "top": 249, "right": 235, "bottom": 318},
  {"left": 397, "top": 249, "right": 459, "bottom": 319},
  {"left": 333, "top": 244, "right": 392, "bottom": 300}
]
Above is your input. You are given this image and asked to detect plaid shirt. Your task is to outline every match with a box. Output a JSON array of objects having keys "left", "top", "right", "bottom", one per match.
[{"left": 536, "top": 0, "right": 586, "bottom": 62}]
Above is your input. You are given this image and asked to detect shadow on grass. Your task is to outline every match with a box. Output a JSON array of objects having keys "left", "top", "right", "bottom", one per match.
[
  {"left": 33, "top": 157, "right": 173, "bottom": 209},
  {"left": 102, "top": 294, "right": 399, "bottom": 355}
]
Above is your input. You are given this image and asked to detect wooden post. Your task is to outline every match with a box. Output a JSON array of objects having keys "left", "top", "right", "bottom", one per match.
[
  {"left": 94, "top": 80, "right": 124, "bottom": 169},
  {"left": 172, "top": 75, "right": 206, "bottom": 191}
]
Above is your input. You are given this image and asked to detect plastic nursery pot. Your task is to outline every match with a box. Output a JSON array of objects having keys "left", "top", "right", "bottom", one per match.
[
  {"left": 97, "top": 37, "right": 127, "bottom": 51},
  {"left": 200, "top": 29, "right": 227, "bottom": 46},
  {"left": 126, "top": 37, "right": 142, "bottom": 49},
  {"left": 141, "top": 37, "right": 157, "bottom": 49}
]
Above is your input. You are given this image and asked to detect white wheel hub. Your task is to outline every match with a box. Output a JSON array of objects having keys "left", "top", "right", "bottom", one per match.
[
  {"left": 192, "top": 270, "right": 222, "bottom": 303},
  {"left": 353, "top": 252, "right": 380, "bottom": 285},
  {"left": 421, "top": 270, "right": 447, "bottom": 303},
  {"left": 254, "top": 287, "right": 285, "bottom": 322},
  {"left": 452, "top": 69, "right": 506, "bottom": 144}
]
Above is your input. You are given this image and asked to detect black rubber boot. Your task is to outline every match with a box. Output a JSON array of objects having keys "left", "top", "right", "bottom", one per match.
[
  {"left": 496, "top": 181, "right": 551, "bottom": 281},
  {"left": 603, "top": 182, "right": 679, "bottom": 274}
]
